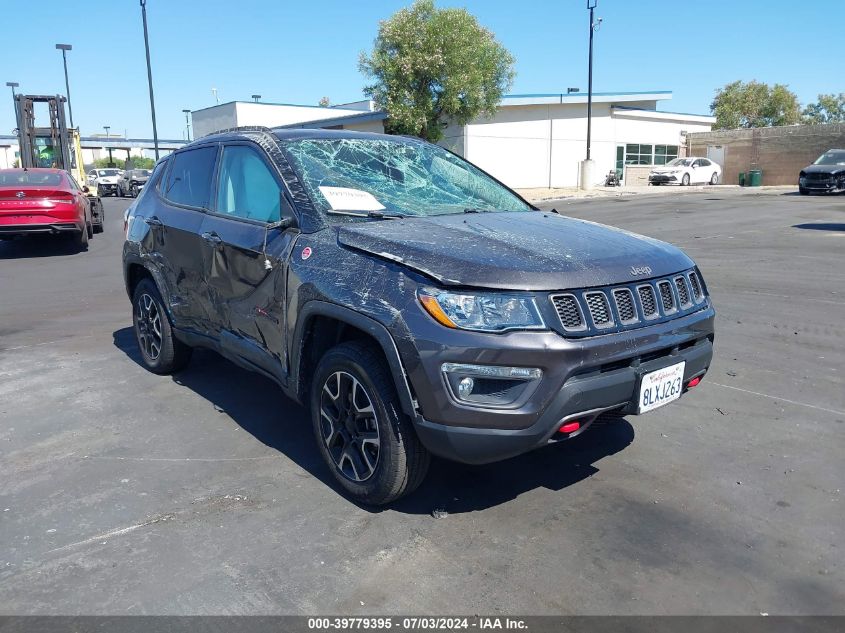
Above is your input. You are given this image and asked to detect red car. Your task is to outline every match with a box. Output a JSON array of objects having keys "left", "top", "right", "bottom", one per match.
[{"left": 0, "top": 168, "right": 95, "bottom": 250}]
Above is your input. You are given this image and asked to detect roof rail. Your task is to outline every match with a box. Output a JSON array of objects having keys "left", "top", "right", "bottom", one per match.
[{"left": 201, "top": 125, "right": 276, "bottom": 139}]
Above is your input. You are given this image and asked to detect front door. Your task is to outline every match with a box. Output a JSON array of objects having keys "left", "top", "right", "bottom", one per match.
[{"left": 200, "top": 142, "right": 297, "bottom": 382}]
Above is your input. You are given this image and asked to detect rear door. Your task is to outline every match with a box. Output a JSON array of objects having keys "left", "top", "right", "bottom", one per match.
[
  {"left": 148, "top": 145, "right": 219, "bottom": 336},
  {"left": 199, "top": 141, "right": 297, "bottom": 380}
]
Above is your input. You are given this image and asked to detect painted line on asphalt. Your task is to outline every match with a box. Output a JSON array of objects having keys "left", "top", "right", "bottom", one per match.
[
  {"left": 44, "top": 513, "right": 176, "bottom": 555},
  {"left": 709, "top": 382, "right": 845, "bottom": 417}
]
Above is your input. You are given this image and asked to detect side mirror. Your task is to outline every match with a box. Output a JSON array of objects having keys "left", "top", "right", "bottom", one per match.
[{"left": 82, "top": 185, "right": 90, "bottom": 193}]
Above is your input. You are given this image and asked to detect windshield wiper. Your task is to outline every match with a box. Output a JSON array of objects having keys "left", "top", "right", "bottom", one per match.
[{"left": 326, "top": 209, "right": 405, "bottom": 219}]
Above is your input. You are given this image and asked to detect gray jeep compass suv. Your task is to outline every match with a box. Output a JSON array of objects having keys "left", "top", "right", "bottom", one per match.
[{"left": 123, "top": 127, "right": 715, "bottom": 504}]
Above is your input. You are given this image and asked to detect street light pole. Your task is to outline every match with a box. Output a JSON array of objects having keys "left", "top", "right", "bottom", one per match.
[
  {"left": 182, "top": 109, "right": 192, "bottom": 141},
  {"left": 55, "top": 44, "right": 74, "bottom": 129},
  {"left": 140, "top": 0, "right": 160, "bottom": 160},
  {"left": 580, "top": 0, "right": 601, "bottom": 190},
  {"left": 252, "top": 94, "right": 261, "bottom": 103}
]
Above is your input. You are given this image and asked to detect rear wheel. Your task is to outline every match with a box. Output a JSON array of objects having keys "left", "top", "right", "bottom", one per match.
[
  {"left": 710, "top": 172, "right": 719, "bottom": 185},
  {"left": 132, "top": 277, "right": 192, "bottom": 374},
  {"left": 311, "top": 341, "right": 430, "bottom": 505},
  {"left": 93, "top": 203, "right": 104, "bottom": 234}
]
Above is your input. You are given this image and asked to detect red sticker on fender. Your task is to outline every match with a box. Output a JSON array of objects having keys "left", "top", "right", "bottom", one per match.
[{"left": 301, "top": 246, "right": 312, "bottom": 260}]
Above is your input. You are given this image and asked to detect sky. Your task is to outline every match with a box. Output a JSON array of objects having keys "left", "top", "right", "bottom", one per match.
[{"left": 1, "top": 0, "right": 841, "bottom": 140}]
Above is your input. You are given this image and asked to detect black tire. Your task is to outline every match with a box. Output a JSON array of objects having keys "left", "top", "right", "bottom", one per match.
[
  {"left": 131, "top": 184, "right": 139, "bottom": 198},
  {"left": 71, "top": 222, "right": 89, "bottom": 251},
  {"left": 132, "top": 277, "right": 192, "bottom": 374},
  {"left": 681, "top": 173, "right": 690, "bottom": 186},
  {"left": 93, "top": 209, "right": 104, "bottom": 234},
  {"left": 710, "top": 172, "right": 719, "bottom": 185},
  {"left": 117, "top": 186, "right": 123, "bottom": 198},
  {"left": 311, "top": 341, "right": 430, "bottom": 505},
  {"left": 799, "top": 186, "right": 809, "bottom": 195}
]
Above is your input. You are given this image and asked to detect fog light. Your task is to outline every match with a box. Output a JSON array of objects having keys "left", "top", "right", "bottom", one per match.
[{"left": 457, "top": 376, "right": 475, "bottom": 399}]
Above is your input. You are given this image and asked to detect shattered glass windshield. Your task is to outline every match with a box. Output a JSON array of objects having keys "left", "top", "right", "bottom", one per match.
[{"left": 281, "top": 137, "right": 532, "bottom": 219}]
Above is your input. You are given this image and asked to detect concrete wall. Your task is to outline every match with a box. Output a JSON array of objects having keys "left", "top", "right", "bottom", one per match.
[{"left": 688, "top": 124, "right": 845, "bottom": 186}]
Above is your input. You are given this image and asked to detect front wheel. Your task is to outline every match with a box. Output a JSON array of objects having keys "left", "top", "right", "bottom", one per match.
[
  {"left": 799, "top": 186, "right": 809, "bottom": 195},
  {"left": 681, "top": 173, "right": 691, "bottom": 186},
  {"left": 311, "top": 341, "right": 430, "bottom": 505},
  {"left": 132, "top": 278, "right": 192, "bottom": 374}
]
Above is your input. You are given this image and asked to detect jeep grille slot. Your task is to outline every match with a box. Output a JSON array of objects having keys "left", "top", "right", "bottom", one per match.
[
  {"left": 688, "top": 271, "right": 704, "bottom": 302},
  {"left": 658, "top": 280, "right": 676, "bottom": 314},
  {"left": 613, "top": 288, "right": 638, "bottom": 324},
  {"left": 584, "top": 291, "right": 614, "bottom": 328},
  {"left": 674, "top": 276, "right": 691, "bottom": 307},
  {"left": 637, "top": 285, "right": 659, "bottom": 319},
  {"left": 551, "top": 294, "right": 586, "bottom": 331},
  {"left": 548, "top": 269, "right": 707, "bottom": 337}
]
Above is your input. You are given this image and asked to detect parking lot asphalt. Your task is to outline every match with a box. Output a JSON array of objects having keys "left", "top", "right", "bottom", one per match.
[{"left": 1, "top": 190, "right": 843, "bottom": 615}]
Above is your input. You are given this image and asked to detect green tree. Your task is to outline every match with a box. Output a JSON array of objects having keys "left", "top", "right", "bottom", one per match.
[
  {"left": 710, "top": 80, "right": 801, "bottom": 129},
  {"left": 359, "top": 0, "right": 515, "bottom": 142},
  {"left": 93, "top": 155, "right": 154, "bottom": 169},
  {"left": 803, "top": 93, "right": 845, "bottom": 124}
]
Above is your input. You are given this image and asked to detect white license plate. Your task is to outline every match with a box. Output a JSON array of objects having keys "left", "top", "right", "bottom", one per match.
[{"left": 638, "top": 361, "right": 686, "bottom": 413}]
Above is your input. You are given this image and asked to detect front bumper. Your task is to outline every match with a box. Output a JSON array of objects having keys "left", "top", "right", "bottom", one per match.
[
  {"left": 98, "top": 183, "right": 118, "bottom": 192},
  {"left": 800, "top": 178, "right": 845, "bottom": 193},
  {"left": 649, "top": 173, "right": 678, "bottom": 183},
  {"left": 400, "top": 305, "right": 715, "bottom": 464}
]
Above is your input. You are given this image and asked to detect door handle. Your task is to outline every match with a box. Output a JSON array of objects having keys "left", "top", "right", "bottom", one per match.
[
  {"left": 144, "top": 216, "right": 162, "bottom": 227},
  {"left": 201, "top": 231, "right": 223, "bottom": 246}
]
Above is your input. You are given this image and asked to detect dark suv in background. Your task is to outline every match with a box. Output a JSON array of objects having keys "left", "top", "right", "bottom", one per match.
[
  {"left": 118, "top": 169, "right": 151, "bottom": 198},
  {"left": 799, "top": 149, "right": 845, "bottom": 195},
  {"left": 123, "top": 127, "right": 715, "bottom": 504}
]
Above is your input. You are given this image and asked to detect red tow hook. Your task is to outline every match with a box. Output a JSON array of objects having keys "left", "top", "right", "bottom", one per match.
[{"left": 558, "top": 420, "right": 581, "bottom": 434}]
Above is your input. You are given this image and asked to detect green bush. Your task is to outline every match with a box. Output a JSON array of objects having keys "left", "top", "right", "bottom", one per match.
[{"left": 92, "top": 155, "right": 155, "bottom": 169}]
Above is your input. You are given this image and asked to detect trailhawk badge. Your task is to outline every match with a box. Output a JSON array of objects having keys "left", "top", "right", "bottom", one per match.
[{"left": 630, "top": 265, "right": 652, "bottom": 276}]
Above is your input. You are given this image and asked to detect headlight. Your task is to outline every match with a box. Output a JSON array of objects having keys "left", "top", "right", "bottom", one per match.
[{"left": 418, "top": 288, "right": 545, "bottom": 332}]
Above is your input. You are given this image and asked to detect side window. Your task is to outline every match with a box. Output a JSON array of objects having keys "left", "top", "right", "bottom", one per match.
[
  {"left": 692, "top": 159, "right": 701, "bottom": 167},
  {"left": 700, "top": 158, "right": 711, "bottom": 166},
  {"left": 215, "top": 145, "right": 281, "bottom": 223},
  {"left": 163, "top": 146, "right": 218, "bottom": 209}
]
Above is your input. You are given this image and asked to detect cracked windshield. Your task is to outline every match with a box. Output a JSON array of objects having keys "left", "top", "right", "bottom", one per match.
[{"left": 282, "top": 137, "right": 533, "bottom": 218}]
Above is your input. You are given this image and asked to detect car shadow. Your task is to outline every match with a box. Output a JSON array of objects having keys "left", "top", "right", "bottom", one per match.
[
  {"left": 793, "top": 222, "right": 845, "bottom": 232},
  {"left": 112, "top": 327, "right": 636, "bottom": 514},
  {"left": 0, "top": 234, "right": 85, "bottom": 259}
]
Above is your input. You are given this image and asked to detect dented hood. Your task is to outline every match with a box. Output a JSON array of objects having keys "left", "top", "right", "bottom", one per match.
[{"left": 336, "top": 212, "right": 694, "bottom": 291}]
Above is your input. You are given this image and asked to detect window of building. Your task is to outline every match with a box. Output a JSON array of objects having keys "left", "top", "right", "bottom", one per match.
[{"left": 624, "top": 143, "right": 679, "bottom": 166}]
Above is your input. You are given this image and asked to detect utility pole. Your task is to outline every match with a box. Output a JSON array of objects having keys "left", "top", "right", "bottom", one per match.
[
  {"left": 55, "top": 44, "right": 74, "bottom": 129},
  {"left": 6, "top": 82, "right": 19, "bottom": 122},
  {"left": 140, "top": 0, "right": 160, "bottom": 159}
]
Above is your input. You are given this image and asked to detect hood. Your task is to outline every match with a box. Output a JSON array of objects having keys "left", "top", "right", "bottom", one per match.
[
  {"left": 98, "top": 177, "right": 118, "bottom": 183},
  {"left": 650, "top": 165, "right": 682, "bottom": 173},
  {"left": 802, "top": 164, "right": 845, "bottom": 175},
  {"left": 130, "top": 175, "right": 150, "bottom": 183},
  {"left": 336, "top": 212, "right": 694, "bottom": 291}
]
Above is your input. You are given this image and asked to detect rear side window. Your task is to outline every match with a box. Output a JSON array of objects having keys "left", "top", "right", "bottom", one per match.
[
  {"left": 215, "top": 145, "right": 281, "bottom": 223},
  {"left": 163, "top": 146, "right": 217, "bottom": 209}
]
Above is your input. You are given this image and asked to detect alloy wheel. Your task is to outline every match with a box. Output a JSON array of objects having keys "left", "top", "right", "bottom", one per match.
[
  {"left": 135, "top": 293, "right": 162, "bottom": 361},
  {"left": 319, "top": 371, "right": 380, "bottom": 482}
]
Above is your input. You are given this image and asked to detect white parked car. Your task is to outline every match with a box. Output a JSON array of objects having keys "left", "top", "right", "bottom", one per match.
[
  {"left": 88, "top": 168, "right": 121, "bottom": 196},
  {"left": 649, "top": 157, "right": 722, "bottom": 186}
]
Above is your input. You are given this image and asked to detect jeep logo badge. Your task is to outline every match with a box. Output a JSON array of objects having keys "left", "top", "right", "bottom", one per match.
[{"left": 630, "top": 265, "right": 652, "bottom": 276}]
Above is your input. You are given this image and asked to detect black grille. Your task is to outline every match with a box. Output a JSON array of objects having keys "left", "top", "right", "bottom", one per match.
[
  {"left": 638, "top": 285, "right": 658, "bottom": 318},
  {"left": 548, "top": 269, "right": 706, "bottom": 337},
  {"left": 613, "top": 288, "right": 637, "bottom": 323},
  {"left": 551, "top": 294, "right": 585, "bottom": 330},
  {"left": 584, "top": 292, "right": 613, "bottom": 327},
  {"left": 688, "top": 272, "right": 703, "bottom": 301},
  {"left": 658, "top": 281, "right": 676, "bottom": 313},
  {"left": 805, "top": 172, "right": 832, "bottom": 182},
  {"left": 674, "top": 276, "right": 691, "bottom": 306}
]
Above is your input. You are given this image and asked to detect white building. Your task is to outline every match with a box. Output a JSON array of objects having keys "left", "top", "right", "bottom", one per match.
[{"left": 194, "top": 90, "right": 715, "bottom": 189}]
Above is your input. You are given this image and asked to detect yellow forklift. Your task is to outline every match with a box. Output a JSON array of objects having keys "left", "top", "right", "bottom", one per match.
[{"left": 14, "top": 94, "right": 104, "bottom": 233}]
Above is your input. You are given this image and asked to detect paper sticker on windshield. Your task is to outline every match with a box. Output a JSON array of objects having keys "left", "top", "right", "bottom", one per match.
[{"left": 318, "top": 186, "right": 385, "bottom": 212}]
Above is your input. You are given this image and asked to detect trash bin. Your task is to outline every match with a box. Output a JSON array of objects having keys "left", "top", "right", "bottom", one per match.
[
  {"left": 748, "top": 169, "right": 763, "bottom": 187},
  {"left": 738, "top": 172, "right": 746, "bottom": 186}
]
